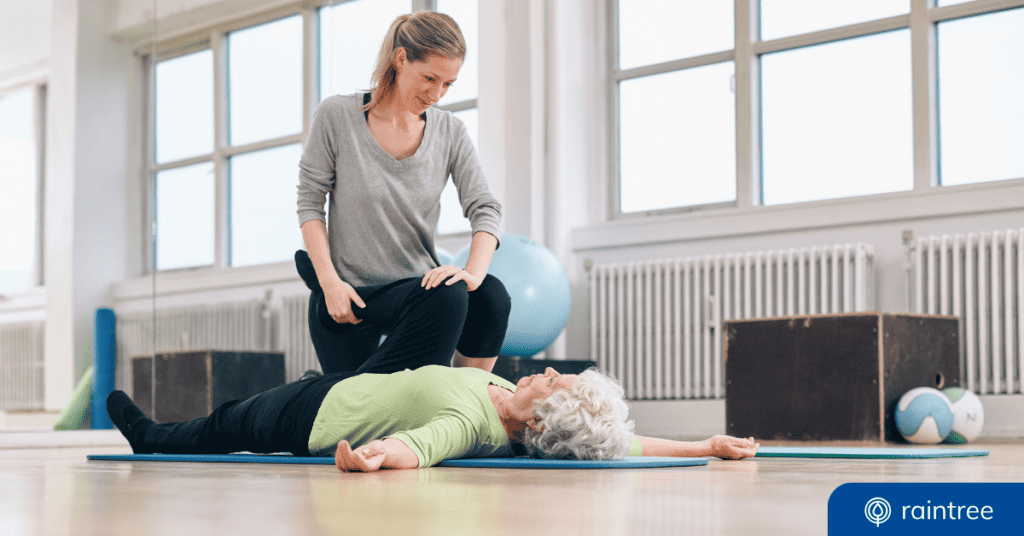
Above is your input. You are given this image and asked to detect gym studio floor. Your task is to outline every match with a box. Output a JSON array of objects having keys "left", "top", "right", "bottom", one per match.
[{"left": 1, "top": 432, "right": 1022, "bottom": 535}]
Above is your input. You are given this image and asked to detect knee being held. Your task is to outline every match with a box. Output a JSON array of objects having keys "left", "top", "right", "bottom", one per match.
[{"left": 479, "top": 274, "right": 512, "bottom": 317}]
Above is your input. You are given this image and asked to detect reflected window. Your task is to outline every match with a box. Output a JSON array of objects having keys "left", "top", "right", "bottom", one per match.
[
  {"left": 0, "top": 87, "right": 40, "bottom": 294},
  {"left": 619, "top": 62, "right": 737, "bottom": 213},
  {"left": 156, "top": 162, "right": 215, "bottom": 270},
  {"left": 229, "top": 144, "right": 306, "bottom": 267},
  {"left": 156, "top": 50, "right": 213, "bottom": 164},
  {"left": 938, "top": 8, "right": 1024, "bottom": 186},
  {"left": 761, "top": 30, "right": 912, "bottom": 205},
  {"left": 228, "top": 16, "right": 303, "bottom": 146}
]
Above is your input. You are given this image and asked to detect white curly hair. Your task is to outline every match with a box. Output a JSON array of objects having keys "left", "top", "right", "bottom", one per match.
[{"left": 522, "top": 368, "right": 634, "bottom": 460}]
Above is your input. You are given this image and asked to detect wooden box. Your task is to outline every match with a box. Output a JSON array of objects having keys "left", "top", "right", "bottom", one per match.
[
  {"left": 724, "top": 313, "right": 960, "bottom": 442},
  {"left": 131, "top": 350, "right": 286, "bottom": 423}
]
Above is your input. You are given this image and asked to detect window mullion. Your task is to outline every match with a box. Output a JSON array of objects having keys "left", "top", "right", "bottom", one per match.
[
  {"left": 911, "top": 0, "right": 938, "bottom": 190},
  {"left": 302, "top": 8, "right": 320, "bottom": 141},
  {"left": 734, "top": 0, "right": 760, "bottom": 209},
  {"left": 608, "top": 0, "right": 622, "bottom": 218},
  {"left": 213, "top": 30, "right": 230, "bottom": 268}
]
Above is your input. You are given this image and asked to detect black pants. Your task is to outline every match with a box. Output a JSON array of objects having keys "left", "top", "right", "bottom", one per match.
[
  {"left": 135, "top": 267, "right": 512, "bottom": 456},
  {"left": 307, "top": 274, "right": 512, "bottom": 374},
  {"left": 137, "top": 372, "right": 351, "bottom": 456}
]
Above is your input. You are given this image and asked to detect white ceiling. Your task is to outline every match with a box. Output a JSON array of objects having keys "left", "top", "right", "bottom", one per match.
[{"left": 0, "top": 0, "right": 53, "bottom": 79}]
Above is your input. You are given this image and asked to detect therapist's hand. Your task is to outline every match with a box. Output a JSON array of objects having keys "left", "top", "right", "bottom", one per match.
[{"left": 421, "top": 266, "right": 482, "bottom": 292}]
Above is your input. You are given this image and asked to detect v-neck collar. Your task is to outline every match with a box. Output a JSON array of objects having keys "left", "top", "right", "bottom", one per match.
[{"left": 359, "top": 92, "right": 430, "bottom": 166}]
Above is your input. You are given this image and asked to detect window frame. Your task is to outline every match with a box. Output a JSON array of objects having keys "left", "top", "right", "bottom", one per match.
[
  {"left": 608, "top": 0, "right": 1024, "bottom": 221},
  {"left": 0, "top": 81, "right": 47, "bottom": 293},
  {"left": 142, "top": 0, "right": 476, "bottom": 274}
]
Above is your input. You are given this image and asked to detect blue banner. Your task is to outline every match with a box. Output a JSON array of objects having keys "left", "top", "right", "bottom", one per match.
[{"left": 829, "top": 483, "right": 1024, "bottom": 535}]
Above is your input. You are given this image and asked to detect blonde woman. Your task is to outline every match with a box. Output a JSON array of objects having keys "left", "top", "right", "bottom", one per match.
[{"left": 296, "top": 12, "right": 508, "bottom": 377}]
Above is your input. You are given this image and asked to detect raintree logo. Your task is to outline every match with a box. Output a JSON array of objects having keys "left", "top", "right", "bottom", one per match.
[
  {"left": 864, "top": 497, "right": 891, "bottom": 527},
  {"left": 829, "top": 483, "right": 1024, "bottom": 535}
]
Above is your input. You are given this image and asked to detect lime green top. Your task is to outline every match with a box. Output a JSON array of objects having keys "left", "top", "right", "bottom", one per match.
[{"left": 307, "top": 365, "right": 643, "bottom": 466}]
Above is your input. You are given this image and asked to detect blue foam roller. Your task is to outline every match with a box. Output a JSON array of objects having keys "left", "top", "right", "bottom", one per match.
[
  {"left": 437, "top": 456, "right": 708, "bottom": 469},
  {"left": 92, "top": 308, "right": 116, "bottom": 430},
  {"left": 754, "top": 446, "right": 989, "bottom": 459}
]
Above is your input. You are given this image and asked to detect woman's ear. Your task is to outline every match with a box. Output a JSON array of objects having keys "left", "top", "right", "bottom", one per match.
[
  {"left": 393, "top": 47, "right": 407, "bottom": 72},
  {"left": 527, "top": 419, "right": 544, "bottom": 433}
]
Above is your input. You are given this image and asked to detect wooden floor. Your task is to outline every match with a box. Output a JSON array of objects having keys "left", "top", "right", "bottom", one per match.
[{"left": 2, "top": 436, "right": 1022, "bottom": 535}]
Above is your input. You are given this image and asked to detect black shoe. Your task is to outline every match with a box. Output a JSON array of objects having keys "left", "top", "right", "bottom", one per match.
[
  {"left": 299, "top": 369, "right": 323, "bottom": 380},
  {"left": 106, "top": 390, "right": 152, "bottom": 454},
  {"left": 294, "top": 250, "right": 322, "bottom": 294}
]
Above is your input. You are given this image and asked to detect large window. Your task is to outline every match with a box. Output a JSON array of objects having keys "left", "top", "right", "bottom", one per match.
[
  {"left": 0, "top": 86, "right": 43, "bottom": 294},
  {"left": 614, "top": 1, "right": 736, "bottom": 214},
  {"left": 937, "top": 7, "right": 1024, "bottom": 186},
  {"left": 612, "top": 0, "right": 1024, "bottom": 217},
  {"left": 761, "top": 30, "right": 912, "bottom": 205},
  {"left": 150, "top": 1, "right": 480, "bottom": 272}
]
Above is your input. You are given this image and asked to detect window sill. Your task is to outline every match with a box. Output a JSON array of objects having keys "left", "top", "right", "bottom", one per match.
[
  {"left": 111, "top": 259, "right": 301, "bottom": 303},
  {"left": 0, "top": 286, "right": 46, "bottom": 324},
  {"left": 576, "top": 177, "right": 1024, "bottom": 252}
]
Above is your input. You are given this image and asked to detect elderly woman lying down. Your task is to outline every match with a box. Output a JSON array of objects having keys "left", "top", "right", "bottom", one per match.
[{"left": 107, "top": 366, "right": 758, "bottom": 472}]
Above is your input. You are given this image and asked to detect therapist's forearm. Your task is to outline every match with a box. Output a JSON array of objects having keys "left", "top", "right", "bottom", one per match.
[
  {"left": 463, "top": 231, "right": 498, "bottom": 280},
  {"left": 301, "top": 220, "right": 343, "bottom": 289}
]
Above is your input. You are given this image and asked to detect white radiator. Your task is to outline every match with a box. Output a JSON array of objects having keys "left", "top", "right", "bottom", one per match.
[
  {"left": 115, "top": 300, "right": 270, "bottom": 393},
  {"left": 282, "top": 294, "right": 318, "bottom": 381},
  {"left": 0, "top": 321, "right": 45, "bottom": 410},
  {"left": 590, "top": 244, "right": 875, "bottom": 400},
  {"left": 911, "top": 229, "right": 1023, "bottom": 395}
]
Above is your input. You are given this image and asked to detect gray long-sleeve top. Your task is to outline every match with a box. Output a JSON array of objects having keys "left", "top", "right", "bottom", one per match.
[{"left": 296, "top": 93, "right": 502, "bottom": 287}]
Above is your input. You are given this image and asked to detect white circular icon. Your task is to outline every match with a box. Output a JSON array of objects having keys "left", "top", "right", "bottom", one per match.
[{"left": 864, "top": 497, "right": 891, "bottom": 527}]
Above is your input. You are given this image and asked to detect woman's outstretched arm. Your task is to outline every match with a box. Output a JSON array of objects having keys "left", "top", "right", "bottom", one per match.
[
  {"left": 635, "top": 434, "right": 759, "bottom": 460},
  {"left": 334, "top": 438, "right": 419, "bottom": 472}
]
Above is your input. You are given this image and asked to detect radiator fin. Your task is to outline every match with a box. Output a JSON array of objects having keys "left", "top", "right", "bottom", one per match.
[
  {"left": 590, "top": 244, "right": 875, "bottom": 400},
  {"left": 0, "top": 322, "right": 45, "bottom": 410},
  {"left": 912, "top": 229, "right": 1023, "bottom": 395}
]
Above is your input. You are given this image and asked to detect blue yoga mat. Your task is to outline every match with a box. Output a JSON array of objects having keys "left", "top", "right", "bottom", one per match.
[
  {"left": 88, "top": 453, "right": 336, "bottom": 465},
  {"left": 437, "top": 456, "right": 708, "bottom": 469},
  {"left": 755, "top": 446, "right": 989, "bottom": 459},
  {"left": 87, "top": 453, "right": 707, "bottom": 468}
]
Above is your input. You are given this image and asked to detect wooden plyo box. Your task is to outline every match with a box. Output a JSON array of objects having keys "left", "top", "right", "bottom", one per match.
[
  {"left": 131, "top": 350, "right": 286, "bottom": 423},
  {"left": 724, "top": 313, "right": 960, "bottom": 443}
]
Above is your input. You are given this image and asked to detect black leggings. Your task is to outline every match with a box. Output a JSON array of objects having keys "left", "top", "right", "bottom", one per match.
[
  {"left": 307, "top": 273, "right": 512, "bottom": 374},
  {"left": 134, "top": 266, "right": 512, "bottom": 456},
  {"left": 137, "top": 372, "right": 352, "bottom": 456}
]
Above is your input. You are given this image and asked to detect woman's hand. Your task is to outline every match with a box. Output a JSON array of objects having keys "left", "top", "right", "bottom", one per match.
[
  {"left": 421, "top": 265, "right": 482, "bottom": 291},
  {"left": 701, "top": 435, "right": 760, "bottom": 460},
  {"left": 335, "top": 439, "right": 386, "bottom": 472},
  {"left": 322, "top": 280, "right": 366, "bottom": 324}
]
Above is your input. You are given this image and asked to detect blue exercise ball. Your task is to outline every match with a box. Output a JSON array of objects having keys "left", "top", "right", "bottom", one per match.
[
  {"left": 436, "top": 246, "right": 456, "bottom": 266},
  {"left": 455, "top": 234, "right": 571, "bottom": 357}
]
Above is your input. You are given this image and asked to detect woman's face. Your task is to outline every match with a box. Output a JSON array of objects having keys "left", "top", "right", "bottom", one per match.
[
  {"left": 511, "top": 368, "right": 578, "bottom": 417},
  {"left": 395, "top": 50, "right": 462, "bottom": 114}
]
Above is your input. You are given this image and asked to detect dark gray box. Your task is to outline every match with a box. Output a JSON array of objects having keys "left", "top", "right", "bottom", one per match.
[
  {"left": 131, "top": 350, "right": 285, "bottom": 423},
  {"left": 725, "top": 313, "right": 960, "bottom": 443}
]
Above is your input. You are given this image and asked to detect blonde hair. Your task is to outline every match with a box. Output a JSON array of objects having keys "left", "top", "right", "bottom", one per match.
[
  {"left": 522, "top": 368, "right": 635, "bottom": 460},
  {"left": 364, "top": 12, "right": 466, "bottom": 112}
]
